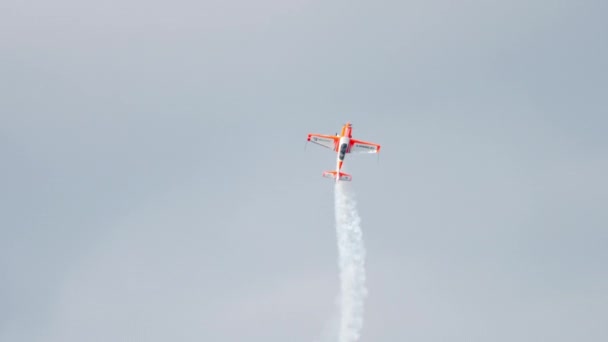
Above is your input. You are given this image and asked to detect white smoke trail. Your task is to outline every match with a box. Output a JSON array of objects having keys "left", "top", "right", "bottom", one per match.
[{"left": 334, "top": 181, "right": 367, "bottom": 342}]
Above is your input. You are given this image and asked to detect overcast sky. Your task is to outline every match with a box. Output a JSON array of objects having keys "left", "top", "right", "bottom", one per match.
[{"left": 1, "top": 0, "right": 607, "bottom": 341}]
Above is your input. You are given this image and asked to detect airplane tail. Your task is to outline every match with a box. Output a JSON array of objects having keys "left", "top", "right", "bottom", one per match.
[{"left": 323, "top": 170, "right": 352, "bottom": 182}]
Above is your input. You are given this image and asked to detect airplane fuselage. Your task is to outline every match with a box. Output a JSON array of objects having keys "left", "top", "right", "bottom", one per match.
[
  {"left": 336, "top": 136, "right": 350, "bottom": 173},
  {"left": 333, "top": 123, "right": 354, "bottom": 178}
]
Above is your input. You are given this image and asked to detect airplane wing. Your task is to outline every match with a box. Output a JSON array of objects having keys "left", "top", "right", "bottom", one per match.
[
  {"left": 348, "top": 139, "right": 381, "bottom": 153},
  {"left": 307, "top": 134, "right": 339, "bottom": 150}
]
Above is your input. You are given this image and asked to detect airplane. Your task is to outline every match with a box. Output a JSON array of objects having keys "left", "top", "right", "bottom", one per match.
[{"left": 307, "top": 122, "right": 381, "bottom": 181}]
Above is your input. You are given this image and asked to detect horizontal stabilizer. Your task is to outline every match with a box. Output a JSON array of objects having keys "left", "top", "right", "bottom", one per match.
[{"left": 322, "top": 170, "right": 352, "bottom": 181}]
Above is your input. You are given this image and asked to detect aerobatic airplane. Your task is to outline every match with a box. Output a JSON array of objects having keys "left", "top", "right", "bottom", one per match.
[{"left": 307, "top": 122, "right": 381, "bottom": 181}]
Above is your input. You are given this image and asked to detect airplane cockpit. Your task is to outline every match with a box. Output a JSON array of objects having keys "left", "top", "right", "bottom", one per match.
[{"left": 339, "top": 143, "right": 348, "bottom": 160}]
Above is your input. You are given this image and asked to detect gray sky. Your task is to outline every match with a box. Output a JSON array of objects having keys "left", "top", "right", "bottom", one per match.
[{"left": 1, "top": 0, "right": 607, "bottom": 341}]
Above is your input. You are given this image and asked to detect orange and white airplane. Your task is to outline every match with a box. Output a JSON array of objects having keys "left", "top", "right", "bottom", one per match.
[{"left": 307, "top": 122, "right": 381, "bottom": 181}]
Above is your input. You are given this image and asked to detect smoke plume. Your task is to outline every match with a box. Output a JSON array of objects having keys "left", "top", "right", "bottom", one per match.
[{"left": 334, "top": 181, "right": 367, "bottom": 342}]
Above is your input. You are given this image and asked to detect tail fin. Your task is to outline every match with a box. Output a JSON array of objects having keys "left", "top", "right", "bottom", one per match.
[{"left": 322, "top": 170, "right": 352, "bottom": 181}]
